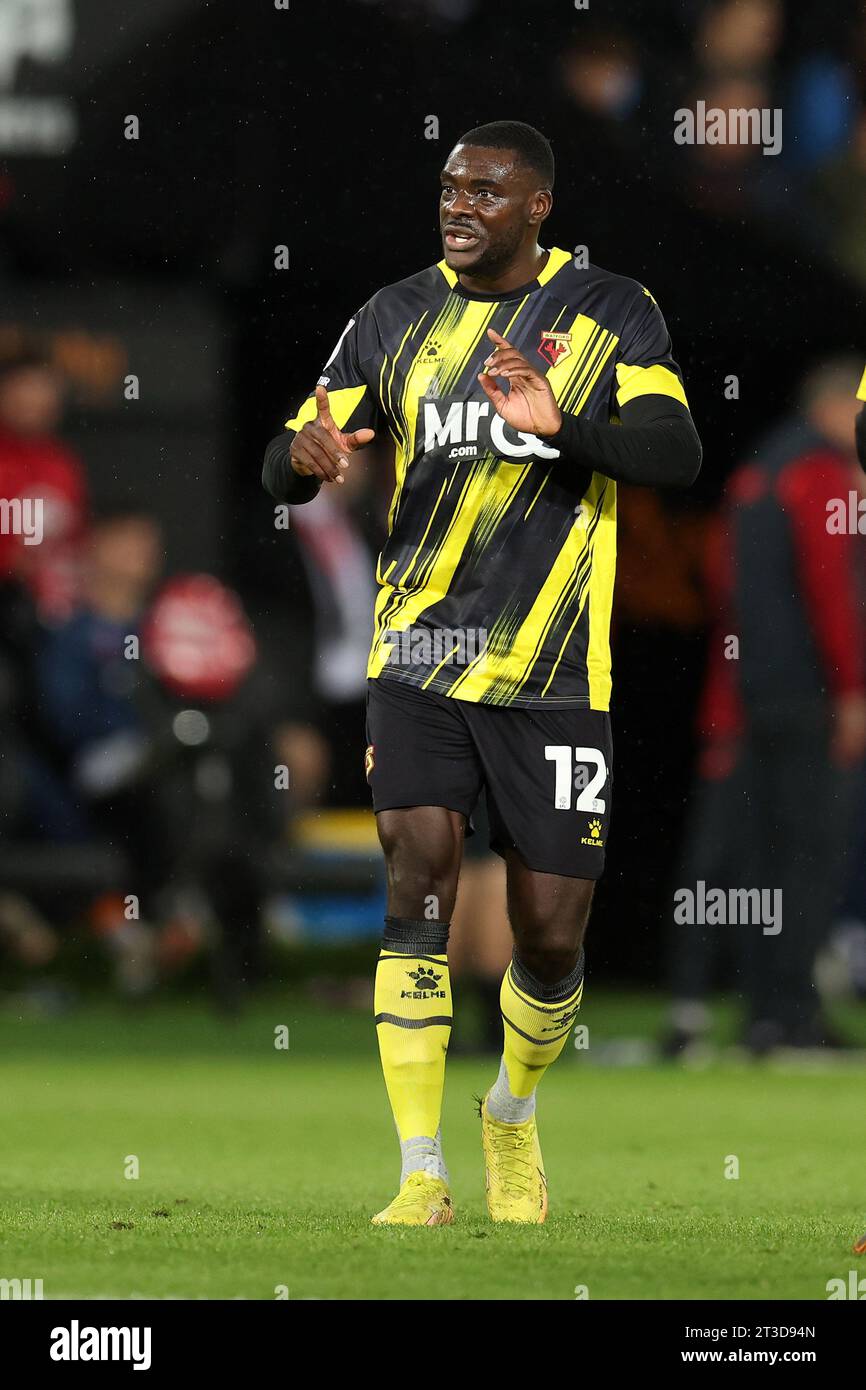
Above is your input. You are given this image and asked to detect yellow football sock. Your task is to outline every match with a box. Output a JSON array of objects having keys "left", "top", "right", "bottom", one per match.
[
  {"left": 499, "top": 950, "right": 584, "bottom": 1098},
  {"left": 374, "top": 917, "right": 452, "bottom": 1143}
]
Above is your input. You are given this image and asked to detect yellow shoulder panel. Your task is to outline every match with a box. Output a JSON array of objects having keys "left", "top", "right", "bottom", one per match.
[
  {"left": 614, "top": 362, "right": 688, "bottom": 409},
  {"left": 537, "top": 247, "right": 573, "bottom": 286},
  {"left": 285, "top": 384, "right": 367, "bottom": 431}
]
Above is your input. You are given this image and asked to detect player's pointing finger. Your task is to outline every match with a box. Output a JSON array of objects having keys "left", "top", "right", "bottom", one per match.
[
  {"left": 486, "top": 328, "right": 512, "bottom": 351},
  {"left": 315, "top": 384, "right": 334, "bottom": 423}
]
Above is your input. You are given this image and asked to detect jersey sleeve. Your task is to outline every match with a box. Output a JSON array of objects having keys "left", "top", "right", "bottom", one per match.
[
  {"left": 612, "top": 286, "right": 689, "bottom": 414},
  {"left": 284, "top": 302, "right": 381, "bottom": 437}
]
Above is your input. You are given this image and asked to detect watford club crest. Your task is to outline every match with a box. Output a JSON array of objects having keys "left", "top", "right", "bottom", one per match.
[{"left": 538, "top": 330, "right": 572, "bottom": 368}]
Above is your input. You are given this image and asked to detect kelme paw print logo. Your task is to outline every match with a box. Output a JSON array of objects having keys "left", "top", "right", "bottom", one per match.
[
  {"left": 401, "top": 962, "right": 446, "bottom": 1000},
  {"left": 407, "top": 964, "right": 442, "bottom": 987},
  {"left": 541, "top": 1003, "right": 581, "bottom": 1034},
  {"left": 580, "top": 817, "right": 604, "bottom": 849},
  {"left": 423, "top": 338, "right": 443, "bottom": 359}
]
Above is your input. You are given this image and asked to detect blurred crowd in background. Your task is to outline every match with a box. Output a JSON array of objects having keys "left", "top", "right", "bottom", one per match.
[{"left": 0, "top": 0, "right": 864, "bottom": 1057}]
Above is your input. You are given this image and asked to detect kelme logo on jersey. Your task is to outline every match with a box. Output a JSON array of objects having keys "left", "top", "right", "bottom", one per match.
[
  {"left": 422, "top": 397, "right": 561, "bottom": 463},
  {"left": 538, "top": 330, "right": 572, "bottom": 368}
]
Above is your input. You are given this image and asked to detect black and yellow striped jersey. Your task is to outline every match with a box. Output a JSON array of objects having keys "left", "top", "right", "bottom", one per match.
[{"left": 285, "top": 246, "right": 690, "bottom": 709}]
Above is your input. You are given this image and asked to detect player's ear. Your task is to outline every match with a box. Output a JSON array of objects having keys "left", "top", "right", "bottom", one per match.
[{"left": 529, "top": 189, "right": 553, "bottom": 226}]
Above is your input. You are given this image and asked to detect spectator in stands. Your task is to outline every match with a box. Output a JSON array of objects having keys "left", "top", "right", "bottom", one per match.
[
  {"left": 557, "top": 24, "right": 644, "bottom": 130},
  {"left": 35, "top": 511, "right": 162, "bottom": 835},
  {"left": 33, "top": 511, "right": 163, "bottom": 993},
  {"left": 678, "top": 65, "right": 798, "bottom": 230},
  {"left": 785, "top": 43, "right": 858, "bottom": 171},
  {"left": 695, "top": 0, "right": 783, "bottom": 79},
  {"left": 141, "top": 569, "right": 280, "bottom": 1009},
  {"left": 0, "top": 341, "right": 87, "bottom": 623},
  {"left": 666, "top": 358, "right": 866, "bottom": 1055},
  {"left": 675, "top": 1, "right": 812, "bottom": 237},
  {"left": 34, "top": 513, "right": 279, "bottom": 1003},
  {"left": 275, "top": 449, "right": 380, "bottom": 809},
  {"left": 809, "top": 106, "right": 866, "bottom": 288},
  {"left": 829, "top": 386, "right": 866, "bottom": 998},
  {"left": 547, "top": 23, "right": 665, "bottom": 271}
]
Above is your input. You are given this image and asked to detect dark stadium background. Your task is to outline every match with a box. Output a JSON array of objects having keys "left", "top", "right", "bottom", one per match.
[{"left": 1, "top": 0, "right": 864, "bottom": 986}]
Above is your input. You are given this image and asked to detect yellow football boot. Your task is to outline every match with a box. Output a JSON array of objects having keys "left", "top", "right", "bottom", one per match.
[
  {"left": 370, "top": 1172, "right": 454, "bottom": 1226},
  {"left": 481, "top": 1095, "right": 548, "bottom": 1224}
]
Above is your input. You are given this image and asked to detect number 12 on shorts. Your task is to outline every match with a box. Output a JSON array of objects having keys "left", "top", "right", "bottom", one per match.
[{"left": 545, "top": 746, "right": 608, "bottom": 813}]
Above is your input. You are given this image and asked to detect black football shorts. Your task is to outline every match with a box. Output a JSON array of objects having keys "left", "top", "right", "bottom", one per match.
[{"left": 364, "top": 676, "right": 613, "bottom": 880}]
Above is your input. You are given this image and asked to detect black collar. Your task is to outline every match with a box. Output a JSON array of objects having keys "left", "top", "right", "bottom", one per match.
[{"left": 452, "top": 250, "right": 550, "bottom": 302}]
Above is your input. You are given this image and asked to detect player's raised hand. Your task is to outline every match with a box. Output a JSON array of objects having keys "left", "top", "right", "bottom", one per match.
[
  {"left": 478, "top": 328, "right": 562, "bottom": 437},
  {"left": 290, "top": 385, "right": 376, "bottom": 484}
]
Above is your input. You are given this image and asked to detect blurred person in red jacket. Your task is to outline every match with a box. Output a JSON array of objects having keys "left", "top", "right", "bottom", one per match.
[
  {"left": 273, "top": 448, "right": 380, "bottom": 810},
  {"left": 0, "top": 342, "right": 87, "bottom": 623},
  {"left": 824, "top": 366, "right": 866, "bottom": 998},
  {"left": 666, "top": 358, "right": 866, "bottom": 1056}
]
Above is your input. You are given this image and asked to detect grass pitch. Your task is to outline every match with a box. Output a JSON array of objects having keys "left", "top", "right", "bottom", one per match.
[{"left": 1, "top": 993, "right": 864, "bottom": 1300}]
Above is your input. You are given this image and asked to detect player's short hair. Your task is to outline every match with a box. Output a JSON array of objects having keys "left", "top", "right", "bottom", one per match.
[{"left": 456, "top": 120, "right": 554, "bottom": 189}]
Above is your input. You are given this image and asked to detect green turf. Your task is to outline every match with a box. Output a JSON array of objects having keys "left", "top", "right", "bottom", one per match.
[{"left": 1, "top": 994, "right": 864, "bottom": 1300}]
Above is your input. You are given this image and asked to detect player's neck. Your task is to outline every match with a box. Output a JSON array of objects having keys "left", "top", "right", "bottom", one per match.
[{"left": 458, "top": 245, "right": 549, "bottom": 296}]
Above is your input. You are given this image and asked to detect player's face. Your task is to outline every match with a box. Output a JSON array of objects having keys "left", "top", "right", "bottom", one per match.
[{"left": 439, "top": 145, "right": 547, "bottom": 278}]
